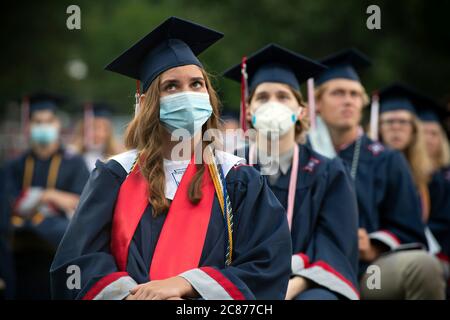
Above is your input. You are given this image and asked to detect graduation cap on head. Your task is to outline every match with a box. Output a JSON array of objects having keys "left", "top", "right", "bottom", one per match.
[
  {"left": 91, "top": 102, "right": 114, "bottom": 119},
  {"left": 223, "top": 43, "right": 327, "bottom": 92},
  {"left": 27, "top": 92, "right": 65, "bottom": 117},
  {"left": 315, "top": 48, "right": 371, "bottom": 86},
  {"left": 369, "top": 82, "right": 426, "bottom": 141},
  {"left": 223, "top": 43, "right": 326, "bottom": 131},
  {"left": 105, "top": 16, "right": 223, "bottom": 92},
  {"left": 415, "top": 95, "right": 447, "bottom": 124},
  {"left": 378, "top": 82, "right": 424, "bottom": 115}
]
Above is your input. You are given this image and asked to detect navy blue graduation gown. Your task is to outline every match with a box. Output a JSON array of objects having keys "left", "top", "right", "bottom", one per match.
[
  {"left": 337, "top": 135, "right": 427, "bottom": 272},
  {"left": 4, "top": 147, "right": 89, "bottom": 247},
  {"left": 50, "top": 151, "right": 292, "bottom": 300},
  {"left": 428, "top": 167, "right": 450, "bottom": 260},
  {"left": 243, "top": 144, "right": 359, "bottom": 300},
  {"left": 0, "top": 165, "right": 15, "bottom": 299},
  {"left": 4, "top": 147, "right": 89, "bottom": 299}
]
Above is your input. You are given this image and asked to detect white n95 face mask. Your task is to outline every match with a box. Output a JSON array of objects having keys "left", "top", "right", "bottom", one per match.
[{"left": 251, "top": 101, "right": 299, "bottom": 137}]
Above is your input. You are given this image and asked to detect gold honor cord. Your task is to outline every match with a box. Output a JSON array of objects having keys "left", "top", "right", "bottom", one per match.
[
  {"left": 17, "top": 153, "right": 62, "bottom": 226},
  {"left": 205, "top": 147, "right": 233, "bottom": 265},
  {"left": 22, "top": 153, "right": 62, "bottom": 189}
]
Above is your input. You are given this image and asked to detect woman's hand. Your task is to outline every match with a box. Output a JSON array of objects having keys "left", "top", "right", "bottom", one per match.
[
  {"left": 358, "top": 228, "right": 383, "bottom": 262},
  {"left": 41, "top": 189, "right": 80, "bottom": 217},
  {"left": 285, "top": 276, "right": 310, "bottom": 300},
  {"left": 126, "top": 276, "right": 197, "bottom": 300}
]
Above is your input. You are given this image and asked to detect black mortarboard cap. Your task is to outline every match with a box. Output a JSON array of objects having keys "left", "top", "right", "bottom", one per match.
[
  {"left": 315, "top": 48, "right": 371, "bottom": 86},
  {"left": 105, "top": 17, "right": 223, "bottom": 92},
  {"left": 379, "top": 82, "right": 423, "bottom": 115},
  {"left": 223, "top": 43, "right": 326, "bottom": 92}
]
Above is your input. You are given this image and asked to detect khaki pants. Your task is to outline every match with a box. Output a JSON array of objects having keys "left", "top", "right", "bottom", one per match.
[{"left": 360, "top": 250, "right": 446, "bottom": 300}]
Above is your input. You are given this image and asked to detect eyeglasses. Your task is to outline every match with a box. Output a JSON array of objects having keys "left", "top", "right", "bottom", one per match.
[{"left": 380, "top": 119, "right": 412, "bottom": 127}]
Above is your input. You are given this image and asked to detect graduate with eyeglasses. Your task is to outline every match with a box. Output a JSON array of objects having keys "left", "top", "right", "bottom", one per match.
[
  {"left": 377, "top": 84, "right": 448, "bottom": 298},
  {"left": 311, "top": 49, "right": 444, "bottom": 299}
]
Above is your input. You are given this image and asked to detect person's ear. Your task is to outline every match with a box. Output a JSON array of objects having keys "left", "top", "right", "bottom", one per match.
[
  {"left": 54, "top": 117, "right": 62, "bottom": 131},
  {"left": 139, "top": 94, "right": 146, "bottom": 107},
  {"left": 297, "top": 106, "right": 306, "bottom": 120},
  {"left": 245, "top": 102, "right": 252, "bottom": 122},
  {"left": 315, "top": 98, "right": 323, "bottom": 114}
]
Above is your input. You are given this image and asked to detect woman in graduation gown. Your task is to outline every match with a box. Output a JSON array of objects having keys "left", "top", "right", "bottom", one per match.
[
  {"left": 223, "top": 44, "right": 360, "bottom": 300},
  {"left": 377, "top": 83, "right": 447, "bottom": 298},
  {"left": 70, "top": 102, "right": 123, "bottom": 172},
  {"left": 50, "top": 17, "right": 292, "bottom": 300},
  {"left": 419, "top": 98, "right": 450, "bottom": 274}
]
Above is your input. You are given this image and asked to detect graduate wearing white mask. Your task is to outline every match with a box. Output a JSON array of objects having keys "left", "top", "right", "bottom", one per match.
[{"left": 224, "top": 44, "right": 360, "bottom": 300}]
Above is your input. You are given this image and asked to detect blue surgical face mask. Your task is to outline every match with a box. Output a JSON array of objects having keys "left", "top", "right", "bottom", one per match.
[
  {"left": 30, "top": 124, "right": 59, "bottom": 145},
  {"left": 159, "top": 91, "right": 213, "bottom": 136}
]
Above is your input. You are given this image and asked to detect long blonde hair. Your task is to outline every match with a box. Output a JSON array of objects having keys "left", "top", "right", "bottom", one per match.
[
  {"left": 72, "top": 118, "right": 122, "bottom": 157},
  {"left": 403, "top": 115, "right": 434, "bottom": 188},
  {"left": 124, "top": 69, "right": 221, "bottom": 216},
  {"left": 431, "top": 124, "right": 450, "bottom": 170}
]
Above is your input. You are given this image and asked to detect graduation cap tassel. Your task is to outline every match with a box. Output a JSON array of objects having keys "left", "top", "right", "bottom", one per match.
[
  {"left": 134, "top": 80, "right": 141, "bottom": 117},
  {"left": 240, "top": 56, "right": 248, "bottom": 132},
  {"left": 21, "top": 96, "right": 30, "bottom": 142},
  {"left": 307, "top": 78, "right": 316, "bottom": 131},
  {"left": 84, "top": 102, "right": 94, "bottom": 150},
  {"left": 369, "top": 91, "right": 380, "bottom": 141}
]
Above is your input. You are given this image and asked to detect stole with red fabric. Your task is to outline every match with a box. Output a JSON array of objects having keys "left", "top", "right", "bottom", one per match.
[{"left": 111, "top": 155, "right": 216, "bottom": 279}]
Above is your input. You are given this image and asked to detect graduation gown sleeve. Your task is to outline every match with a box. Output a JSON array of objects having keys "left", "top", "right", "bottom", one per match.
[
  {"left": 50, "top": 159, "right": 136, "bottom": 300},
  {"left": 428, "top": 169, "right": 450, "bottom": 258},
  {"left": 291, "top": 158, "right": 360, "bottom": 300},
  {"left": 369, "top": 151, "right": 427, "bottom": 249}
]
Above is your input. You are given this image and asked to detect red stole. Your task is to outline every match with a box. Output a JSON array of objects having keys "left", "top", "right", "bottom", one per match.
[{"left": 111, "top": 155, "right": 215, "bottom": 280}]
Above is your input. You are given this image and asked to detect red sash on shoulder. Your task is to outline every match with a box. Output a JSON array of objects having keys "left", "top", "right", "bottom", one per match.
[
  {"left": 111, "top": 159, "right": 149, "bottom": 271},
  {"left": 111, "top": 155, "right": 215, "bottom": 280}
]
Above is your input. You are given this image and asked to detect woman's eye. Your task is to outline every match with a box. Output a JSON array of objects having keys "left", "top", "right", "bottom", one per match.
[
  {"left": 165, "top": 84, "right": 177, "bottom": 91},
  {"left": 192, "top": 81, "right": 203, "bottom": 89},
  {"left": 256, "top": 96, "right": 267, "bottom": 102}
]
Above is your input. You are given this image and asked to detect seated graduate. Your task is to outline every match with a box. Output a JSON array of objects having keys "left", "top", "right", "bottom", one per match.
[
  {"left": 70, "top": 102, "right": 123, "bottom": 172},
  {"left": 418, "top": 97, "right": 450, "bottom": 286},
  {"left": 4, "top": 92, "right": 89, "bottom": 299},
  {"left": 312, "top": 49, "right": 443, "bottom": 299},
  {"left": 0, "top": 166, "right": 15, "bottom": 299},
  {"left": 223, "top": 44, "right": 360, "bottom": 300},
  {"left": 50, "top": 17, "right": 292, "bottom": 300},
  {"left": 377, "top": 83, "right": 447, "bottom": 299}
]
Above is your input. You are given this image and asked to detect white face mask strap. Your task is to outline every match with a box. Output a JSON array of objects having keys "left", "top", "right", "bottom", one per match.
[{"left": 135, "top": 80, "right": 141, "bottom": 117}]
